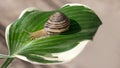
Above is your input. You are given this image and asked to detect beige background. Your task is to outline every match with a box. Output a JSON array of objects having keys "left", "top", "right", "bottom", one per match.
[{"left": 0, "top": 0, "right": 120, "bottom": 68}]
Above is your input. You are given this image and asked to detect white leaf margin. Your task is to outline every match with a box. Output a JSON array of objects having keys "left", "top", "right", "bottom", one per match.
[{"left": 5, "top": 3, "right": 91, "bottom": 64}]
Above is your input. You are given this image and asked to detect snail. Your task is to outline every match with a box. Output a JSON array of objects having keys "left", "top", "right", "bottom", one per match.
[{"left": 30, "top": 12, "right": 70, "bottom": 39}]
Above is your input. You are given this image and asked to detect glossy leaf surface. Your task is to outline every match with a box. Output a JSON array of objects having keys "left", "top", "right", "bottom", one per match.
[{"left": 5, "top": 4, "right": 102, "bottom": 64}]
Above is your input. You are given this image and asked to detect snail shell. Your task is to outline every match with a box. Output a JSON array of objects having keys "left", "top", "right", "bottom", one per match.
[
  {"left": 44, "top": 12, "right": 70, "bottom": 35},
  {"left": 30, "top": 12, "right": 70, "bottom": 39}
]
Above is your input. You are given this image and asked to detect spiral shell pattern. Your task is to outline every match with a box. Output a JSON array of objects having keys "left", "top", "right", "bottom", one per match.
[{"left": 44, "top": 12, "right": 70, "bottom": 35}]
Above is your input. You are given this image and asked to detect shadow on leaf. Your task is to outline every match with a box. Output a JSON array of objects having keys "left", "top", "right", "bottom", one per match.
[{"left": 61, "top": 19, "right": 81, "bottom": 35}]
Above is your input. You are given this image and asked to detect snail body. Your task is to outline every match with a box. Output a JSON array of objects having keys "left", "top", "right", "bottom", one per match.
[{"left": 30, "top": 12, "right": 70, "bottom": 39}]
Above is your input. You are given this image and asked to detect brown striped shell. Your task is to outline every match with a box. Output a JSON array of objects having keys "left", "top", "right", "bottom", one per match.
[
  {"left": 44, "top": 12, "right": 70, "bottom": 35},
  {"left": 30, "top": 12, "right": 70, "bottom": 39}
]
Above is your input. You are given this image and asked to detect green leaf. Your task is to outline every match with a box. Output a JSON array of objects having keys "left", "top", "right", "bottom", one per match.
[{"left": 5, "top": 4, "right": 102, "bottom": 64}]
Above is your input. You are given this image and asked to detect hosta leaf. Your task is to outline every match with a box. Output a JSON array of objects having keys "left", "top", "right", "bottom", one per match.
[{"left": 5, "top": 4, "right": 102, "bottom": 64}]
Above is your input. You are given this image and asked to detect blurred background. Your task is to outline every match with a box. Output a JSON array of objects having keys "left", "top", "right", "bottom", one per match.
[{"left": 0, "top": 0, "right": 120, "bottom": 68}]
